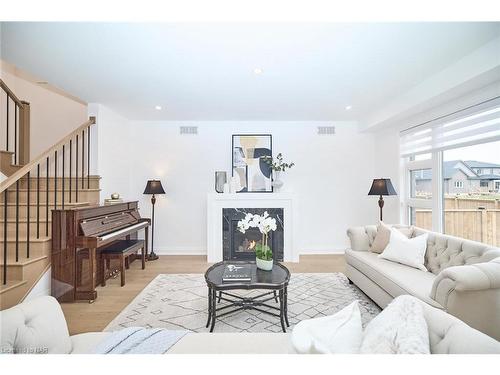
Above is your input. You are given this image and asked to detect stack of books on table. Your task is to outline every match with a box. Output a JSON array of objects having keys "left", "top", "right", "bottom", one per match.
[{"left": 222, "top": 264, "right": 252, "bottom": 282}]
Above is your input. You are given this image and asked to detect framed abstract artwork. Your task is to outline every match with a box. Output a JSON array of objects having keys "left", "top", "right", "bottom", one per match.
[{"left": 232, "top": 134, "right": 273, "bottom": 192}]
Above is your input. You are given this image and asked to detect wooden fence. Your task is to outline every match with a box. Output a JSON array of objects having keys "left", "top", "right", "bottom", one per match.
[
  {"left": 444, "top": 196, "right": 500, "bottom": 210},
  {"left": 415, "top": 197, "right": 500, "bottom": 246}
]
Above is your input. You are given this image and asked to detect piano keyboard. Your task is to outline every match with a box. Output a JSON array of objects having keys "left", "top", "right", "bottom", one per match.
[{"left": 99, "top": 222, "right": 149, "bottom": 241}]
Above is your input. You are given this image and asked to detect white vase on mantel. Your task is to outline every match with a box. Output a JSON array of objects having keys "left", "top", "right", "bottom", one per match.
[
  {"left": 272, "top": 171, "right": 284, "bottom": 192},
  {"left": 229, "top": 176, "right": 240, "bottom": 193}
]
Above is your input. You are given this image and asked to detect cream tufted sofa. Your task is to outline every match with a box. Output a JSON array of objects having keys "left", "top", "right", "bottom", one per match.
[
  {"left": 2, "top": 295, "right": 499, "bottom": 354},
  {"left": 346, "top": 225, "right": 500, "bottom": 340}
]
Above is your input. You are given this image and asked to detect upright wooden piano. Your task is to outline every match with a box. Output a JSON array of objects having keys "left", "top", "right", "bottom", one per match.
[{"left": 51, "top": 201, "right": 150, "bottom": 302}]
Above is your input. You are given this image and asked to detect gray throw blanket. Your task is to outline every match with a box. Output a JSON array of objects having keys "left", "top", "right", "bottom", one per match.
[{"left": 92, "top": 327, "right": 187, "bottom": 354}]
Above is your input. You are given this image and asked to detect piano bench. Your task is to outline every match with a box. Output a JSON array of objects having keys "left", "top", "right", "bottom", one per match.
[{"left": 100, "top": 240, "right": 146, "bottom": 287}]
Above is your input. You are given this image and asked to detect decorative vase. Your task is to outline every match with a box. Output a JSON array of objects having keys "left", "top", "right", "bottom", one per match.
[
  {"left": 215, "top": 171, "right": 227, "bottom": 193},
  {"left": 272, "top": 171, "right": 284, "bottom": 192},
  {"left": 256, "top": 257, "right": 273, "bottom": 271}
]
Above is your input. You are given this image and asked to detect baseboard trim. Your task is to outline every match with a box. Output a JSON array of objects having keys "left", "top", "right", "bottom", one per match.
[
  {"left": 153, "top": 248, "right": 206, "bottom": 256},
  {"left": 153, "top": 249, "right": 345, "bottom": 256},
  {"left": 300, "top": 249, "right": 346, "bottom": 255}
]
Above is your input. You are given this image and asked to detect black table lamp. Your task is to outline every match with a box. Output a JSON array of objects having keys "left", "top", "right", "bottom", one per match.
[
  {"left": 368, "top": 178, "right": 397, "bottom": 221},
  {"left": 143, "top": 180, "right": 165, "bottom": 261}
]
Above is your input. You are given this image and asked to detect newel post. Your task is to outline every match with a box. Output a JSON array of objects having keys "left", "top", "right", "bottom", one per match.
[{"left": 18, "top": 100, "right": 30, "bottom": 164}]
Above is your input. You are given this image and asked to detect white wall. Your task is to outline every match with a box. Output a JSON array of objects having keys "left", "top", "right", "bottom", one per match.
[
  {"left": 24, "top": 269, "right": 51, "bottom": 302},
  {"left": 372, "top": 128, "right": 401, "bottom": 224},
  {"left": 0, "top": 67, "right": 88, "bottom": 159},
  {"left": 96, "top": 118, "right": 380, "bottom": 255},
  {"left": 89, "top": 103, "right": 132, "bottom": 201}
]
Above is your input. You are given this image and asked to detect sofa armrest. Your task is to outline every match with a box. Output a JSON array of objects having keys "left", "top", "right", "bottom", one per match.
[
  {"left": 430, "top": 258, "right": 500, "bottom": 340},
  {"left": 0, "top": 296, "right": 72, "bottom": 354},
  {"left": 431, "top": 258, "right": 500, "bottom": 304},
  {"left": 346, "top": 225, "right": 377, "bottom": 251}
]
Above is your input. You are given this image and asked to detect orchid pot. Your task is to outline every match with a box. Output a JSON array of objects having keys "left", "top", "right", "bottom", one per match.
[
  {"left": 255, "top": 243, "right": 273, "bottom": 271},
  {"left": 256, "top": 257, "right": 274, "bottom": 271}
]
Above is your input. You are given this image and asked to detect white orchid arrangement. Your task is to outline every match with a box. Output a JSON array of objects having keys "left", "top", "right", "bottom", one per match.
[{"left": 237, "top": 211, "right": 277, "bottom": 261}]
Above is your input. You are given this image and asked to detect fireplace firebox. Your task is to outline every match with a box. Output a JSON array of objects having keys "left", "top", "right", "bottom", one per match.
[{"left": 223, "top": 208, "right": 284, "bottom": 261}]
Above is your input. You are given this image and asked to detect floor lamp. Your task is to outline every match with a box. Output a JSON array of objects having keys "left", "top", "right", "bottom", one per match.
[
  {"left": 143, "top": 180, "right": 165, "bottom": 261},
  {"left": 368, "top": 178, "right": 397, "bottom": 221}
]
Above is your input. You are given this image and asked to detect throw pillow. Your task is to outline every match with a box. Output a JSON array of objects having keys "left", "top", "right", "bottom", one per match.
[
  {"left": 379, "top": 228, "right": 428, "bottom": 271},
  {"left": 291, "top": 301, "right": 363, "bottom": 354},
  {"left": 370, "top": 222, "right": 414, "bottom": 254},
  {"left": 360, "top": 295, "right": 430, "bottom": 354},
  {"left": 397, "top": 226, "right": 414, "bottom": 238}
]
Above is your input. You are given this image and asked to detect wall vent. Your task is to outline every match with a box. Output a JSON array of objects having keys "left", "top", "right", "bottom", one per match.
[
  {"left": 180, "top": 126, "right": 198, "bottom": 135},
  {"left": 317, "top": 126, "right": 336, "bottom": 135}
]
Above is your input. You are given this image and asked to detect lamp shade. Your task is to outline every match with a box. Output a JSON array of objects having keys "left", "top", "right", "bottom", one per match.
[
  {"left": 143, "top": 180, "right": 166, "bottom": 195},
  {"left": 368, "top": 178, "right": 397, "bottom": 196}
]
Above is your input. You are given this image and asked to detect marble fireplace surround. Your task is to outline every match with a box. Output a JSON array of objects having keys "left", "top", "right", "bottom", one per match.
[
  {"left": 223, "top": 207, "right": 284, "bottom": 261},
  {"left": 207, "top": 193, "right": 299, "bottom": 263}
]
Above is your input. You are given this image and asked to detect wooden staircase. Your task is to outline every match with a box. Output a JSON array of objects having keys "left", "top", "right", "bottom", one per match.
[
  {"left": 0, "top": 177, "right": 100, "bottom": 309},
  {"left": 1, "top": 79, "right": 99, "bottom": 310},
  {"left": 1, "top": 151, "right": 24, "bottom": 176}
]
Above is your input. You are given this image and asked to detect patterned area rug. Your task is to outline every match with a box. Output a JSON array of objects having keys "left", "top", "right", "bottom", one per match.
[{"left": 104, "top": 273, "right": 381, "bottom": 333}]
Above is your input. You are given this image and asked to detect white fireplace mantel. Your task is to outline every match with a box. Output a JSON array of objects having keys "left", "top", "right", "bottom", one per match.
[{"left": 207, "top": 192, "right": 299, "bottom": 263}]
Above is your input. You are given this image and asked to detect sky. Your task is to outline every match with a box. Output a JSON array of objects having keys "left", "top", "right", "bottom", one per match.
[{"left": 444, "top": 140, "right": 500, "bottom": 164}]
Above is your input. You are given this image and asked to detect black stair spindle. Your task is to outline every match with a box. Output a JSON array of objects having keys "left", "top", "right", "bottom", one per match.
[
  {"left": 14, "top": 105, "right": 17, "bottom": 165},
  {"left": 87, "top": 126, "right": 90, "bottom": 189},
  {"left": 6, "top": 94, "right": 9, "bottom": 151},
  {"left": 46, "top": 157, "right": 49, "bottom": 237},
  {"left": 26, "top": 172, "right": 30, "bottom": 258},
  {"left": 54, "top": 150, "right": 57, "bottom": 210},
  {"left": 69, "top": 139, "right": 72, "bottom": 203},
  {"left": 3, "top": 190, "right": 7, "bottom": 285},
  {"left": 76, "top": 134, "right": 79, "bottom": 203},
  {"left": 37, "top": 164, "right": 40, "bottom": 239},
  {"left": 62, "top": 145, "right": 65, "bottom": 210},
  {"left": 15, "top": 180, "right": 19, "bottom": 262},
  {"left": 81, "top": 129, "right": 85, "bottom": 189}
]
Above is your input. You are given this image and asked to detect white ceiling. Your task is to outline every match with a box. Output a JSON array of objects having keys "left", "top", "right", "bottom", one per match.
[{"left": 1, "top": 22, "right": 499, "bottom": 121}]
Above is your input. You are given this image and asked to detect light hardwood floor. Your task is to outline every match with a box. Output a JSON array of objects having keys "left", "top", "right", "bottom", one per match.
[{"left": 61, "top": 255, "right": 346, "bottom": 335}]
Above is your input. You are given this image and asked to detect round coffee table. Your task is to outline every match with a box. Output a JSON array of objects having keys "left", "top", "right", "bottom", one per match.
[{"left": 204, "top": 261, "right": 291, "bottom": 333}]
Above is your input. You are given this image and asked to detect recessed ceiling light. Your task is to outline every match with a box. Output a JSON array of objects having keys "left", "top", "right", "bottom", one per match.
[
  {"left": 345, "top": 105, "right": 352, "bottom": 111},
  {"left": 155, "top": 105, "right": 162, "bottom": 110},
  {"left": 253, "top": 68, "right": 263, "bottom": 75}
]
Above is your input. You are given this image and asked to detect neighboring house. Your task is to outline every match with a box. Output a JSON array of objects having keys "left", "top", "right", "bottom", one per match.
[
  {"left": 465, "top": 160, "right": 500, "bottom": 176},
  {"left": 464, "top": 160, "right": 500, "bottom": 193},
  {"left": 414, "top": 160, "right": 500, "bottom": 195}
]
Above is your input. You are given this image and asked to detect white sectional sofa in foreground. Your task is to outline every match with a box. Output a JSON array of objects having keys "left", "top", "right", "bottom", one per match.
[
  {"left": 346, "top": 225, "right": 500, "bottom": 340},
  {"left": 1, "top": 295, "right": 499, "bottom": 354}
]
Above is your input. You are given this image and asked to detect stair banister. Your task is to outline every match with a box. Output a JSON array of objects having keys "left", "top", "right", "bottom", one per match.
[
  {"left": 1, "top": 79, "right": 30, "bottom": 165},
  {"left": 1, "top": 116, "right": 96, "bottom": 289},
  {"left": 0, "top": 117, "right": 96, "bottom": 193}
]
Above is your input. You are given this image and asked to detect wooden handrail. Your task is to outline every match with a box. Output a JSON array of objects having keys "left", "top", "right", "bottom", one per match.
[
  {"left": 0, "top": 79, "right": 26, "bottom": 107},
  {"left": 0, "top": 116, "right": 96, "bottom": 193}
]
